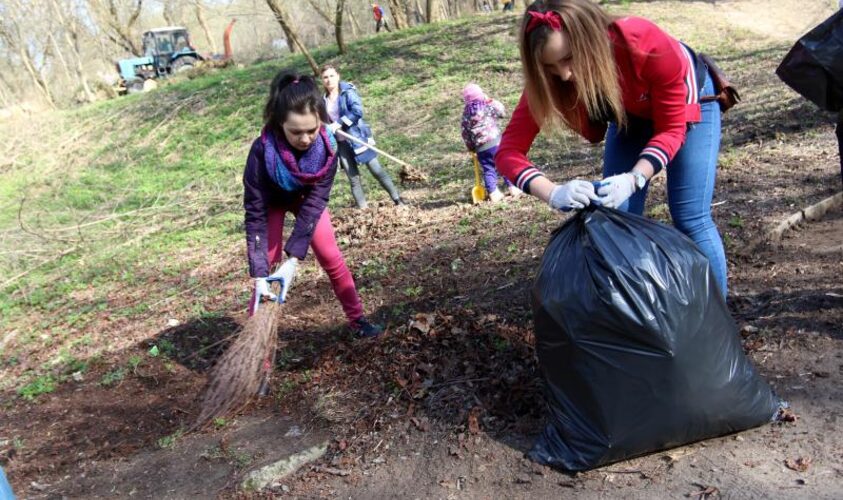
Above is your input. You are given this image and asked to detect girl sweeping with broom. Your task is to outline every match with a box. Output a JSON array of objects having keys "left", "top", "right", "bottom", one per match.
[
  {"left": 244, "top": 71, "right": 383, "bottom": 338},
  {"left": 196, "top": 72, "right": 383, "bottom": 426}
]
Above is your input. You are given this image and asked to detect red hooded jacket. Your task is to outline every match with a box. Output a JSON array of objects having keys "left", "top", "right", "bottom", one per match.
[{"left": 373, "top": 5, "right": 384, "bottom": 21}]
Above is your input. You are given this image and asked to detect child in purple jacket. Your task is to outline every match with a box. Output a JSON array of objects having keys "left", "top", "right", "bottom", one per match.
[
  {"left": 461, "top": 83, "right": 521, "bottom": 202},
  {"left": 243, "top": 71, "right": 382, "bottom": 338}
]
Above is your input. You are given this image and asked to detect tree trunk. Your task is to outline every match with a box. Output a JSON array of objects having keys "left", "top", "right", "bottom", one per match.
[
  {"left": 49, "top": 33, "right": 74, "bottom": 83},
  {"left": 194, "top": 1, "right": 218, "bottom": 53},
  {"left": 51, "top": 0, "right": 95, "bottom": 102},
  {"left": 265, "top": 0, "right": 319, "bottom": 75},
  {"left": 88, "top": 0, "right": 145, "bottom": 56},
  {"left": 387, "top": 0, "right": 408, "bottom": 29},
  {"left": 162, "top": 0, "right": 177, "bottom": 25},
  {"left": 0, "top": 83, "right": 10, "bottom": 108},
  {"left": 346, "top": 3, "right": 361, "bottom": 37},
  {"left": 0, "top": 71, "right": 17, "bottom": 106},
  {"left": 306, "top": 0, "right": 335, "bottom": 25},
  {"left": 18, "top": 46, "right": 55, "bottom": 108},
  {"left": 335, "top": 0, "right": 347, "bottom": 54},
  {"left": 426, "top": 0, "right": 434, "bottom": 22}
]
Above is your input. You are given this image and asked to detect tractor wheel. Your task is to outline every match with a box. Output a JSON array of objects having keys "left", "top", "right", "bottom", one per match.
[
  {"left": 126, "top": 79, "right": 145, "bottom": 94},
  {"left": 171, "top": 56, "right": 197, "bottom": 73}
]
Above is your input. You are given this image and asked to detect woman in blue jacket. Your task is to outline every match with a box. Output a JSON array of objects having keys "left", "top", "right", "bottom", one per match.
[{"left": 320, "top": 64, "right": 405, "bottom": 209}]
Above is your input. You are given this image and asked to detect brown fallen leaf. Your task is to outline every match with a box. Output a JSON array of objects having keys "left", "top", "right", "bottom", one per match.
[
  {"left": 410, "top": 416, "right": 430, "bottom": 432},
  {"left": 438, "top": 479, "right": 456, "bottom": 489},
  {"left": 777, "top": 407, "right": 799, "bottom": 423},
  {"left": 408, "top": 313, "right": 435, "bottom": 335},
  {"left": 785, "top": 457, "right": 811, "bottom": 472},
  {"left": 687, "top": 485, "right": 719, "bottom": 498},
  {"left": 664, "top": 447, "right": 696, "bottom": 463},
  {"left": 467, "top": 407, "right": 482, "bottom": 435}
]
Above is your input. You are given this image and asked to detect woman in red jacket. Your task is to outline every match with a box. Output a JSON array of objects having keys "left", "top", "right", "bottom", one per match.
[{"left": 496, "top": 0, "right": 728, "bottom": 297}]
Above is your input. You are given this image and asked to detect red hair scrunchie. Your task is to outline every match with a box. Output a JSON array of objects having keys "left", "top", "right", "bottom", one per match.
[{"left": 525, "top": 10, "right": 563, "bottom": 34}]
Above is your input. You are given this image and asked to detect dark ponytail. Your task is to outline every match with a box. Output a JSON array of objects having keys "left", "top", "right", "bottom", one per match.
[{"left": 263, "top": 71, "right": 329, "bottom": 133}]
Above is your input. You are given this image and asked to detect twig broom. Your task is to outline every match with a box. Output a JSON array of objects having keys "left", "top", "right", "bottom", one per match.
[{"left": 194, "top": 279, "right": 283, "bottom": 429}]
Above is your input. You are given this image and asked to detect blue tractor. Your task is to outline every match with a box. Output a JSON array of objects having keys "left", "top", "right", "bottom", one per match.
[{"left": 116, "top": 27, "right": 203, "bottom": 93}]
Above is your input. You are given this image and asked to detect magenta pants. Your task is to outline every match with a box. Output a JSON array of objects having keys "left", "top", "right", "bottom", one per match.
[{"left": 248, "top": 208, "right": 364, "bottom": 322}]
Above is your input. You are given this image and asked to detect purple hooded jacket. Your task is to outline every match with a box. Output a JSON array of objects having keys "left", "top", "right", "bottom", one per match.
[{"left": 243, "top": 127, "right": 338, "bottom": 277}]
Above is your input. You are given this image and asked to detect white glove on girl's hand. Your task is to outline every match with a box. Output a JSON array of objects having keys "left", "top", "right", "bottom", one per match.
[
  {"left": 548, "top": 180, "right": 598, "bottom": 211},
  {"left": 253, "top": 277, "right": 276, "bottom": 314},
  {"left": 270, "top": 257, "right": 299, "bottom": 302},
  {"left": 596, "top": 173, "right": 636, "bottom": 209},
  {"left": 326, "top": 122, "right": 342, "bottom": 133}
]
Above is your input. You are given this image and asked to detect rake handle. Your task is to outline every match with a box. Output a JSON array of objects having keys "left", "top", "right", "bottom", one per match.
[{"left": 335, "top": 129, "right": 414, "bottom": 169}]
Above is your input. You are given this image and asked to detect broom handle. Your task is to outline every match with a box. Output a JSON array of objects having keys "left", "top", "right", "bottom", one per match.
[{"left": 335, "top": 129, "right": 414, "bottom": 169}]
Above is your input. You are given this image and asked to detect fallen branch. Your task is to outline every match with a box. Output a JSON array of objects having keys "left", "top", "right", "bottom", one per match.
[
  {"left": 738, "top": 191, "right": 843, "bottom": 257},
  {"left": 1, "top": 246, "right": 78, "bottom": 290},
  {"left": 312, "top": 465, "right": 351, "bottom": 476},
  {"left": 768, "top": 191, "right": 842, "bottom": 242}
]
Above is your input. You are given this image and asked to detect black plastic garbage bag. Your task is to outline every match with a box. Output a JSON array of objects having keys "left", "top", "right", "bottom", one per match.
[
  {"left": 529, "top": 207, "right": 781, "bottom": 471},
  {"left": 776, "top": 9, "right": 843, "bottom": 112}
]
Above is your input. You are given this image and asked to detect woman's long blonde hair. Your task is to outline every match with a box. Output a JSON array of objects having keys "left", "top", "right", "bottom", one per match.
[{"left": 519, "top": 0, "right": 624, "bottom": 132}]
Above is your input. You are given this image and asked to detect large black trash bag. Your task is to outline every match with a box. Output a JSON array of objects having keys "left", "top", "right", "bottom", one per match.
[
  {"left": 528, "top": 207, "right": 781, "bottom": 471},
  {"left": 776, "top": 9, "right": 843, "bottom": 112}
]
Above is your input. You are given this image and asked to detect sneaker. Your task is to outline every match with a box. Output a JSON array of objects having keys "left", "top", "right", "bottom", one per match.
[
  {"left": 393, "top": 197, "right": 407, "bottom": 206},
  {"left": 508, "top": 185, "right": 523, "bottom": 198},
  {"left": 349, "top": 317, "right": 384, "bottom": 338},
  {"left": 488, "top": 188, "right": 504, "bottom": 203}
]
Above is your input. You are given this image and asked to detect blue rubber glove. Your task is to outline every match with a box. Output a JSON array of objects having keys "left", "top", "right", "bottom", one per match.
[
  {"left": 596, "top": 173, "right": 636, "bottom": 209},
  {"left": 548, "top": 180, "right": 599, "bottom": 211}
]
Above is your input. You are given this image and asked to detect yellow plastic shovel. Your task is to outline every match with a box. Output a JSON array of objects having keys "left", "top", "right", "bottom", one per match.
[{"left": 471, "top": 152, "right": 486, "bottom": 204}]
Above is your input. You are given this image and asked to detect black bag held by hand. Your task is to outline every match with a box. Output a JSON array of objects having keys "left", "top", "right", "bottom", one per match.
[
  {"left": 529, "top": 207, "right": 781, "bottom": 471},
  {"left": 776, "top": 9, "right": 843, "bottom": 112}
]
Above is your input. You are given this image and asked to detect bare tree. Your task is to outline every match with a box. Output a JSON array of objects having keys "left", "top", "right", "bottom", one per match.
[
  {"left": 192, "top": 0, "right": 218, "bottom": 53},
  {"left": 425, "top": 0, "right": 437, "bottom": 22},
  {"left": 346, "top": 2, "right": 361, "bottom": 37},
  {"left": 386, "top": 0, "right": 409, "bottom": 29},
  {"left": 0, "top": 0, "right": 57, "bottom": 107},
  {"left": 87, "top": 0, "right": 145, "bottom": 56},
  {"left": 50, "top": 0, "right": 96, "bottom": 102},
  {"left": 265, "top": 0, "right": 319, "bottom": 75},
  {"left": 306, "top": 0, "right": 335, "bottom": 24},
  {"left": 335, "top": 0, "right": 348, "bottom": 54},
  {"left": 161, "top": 0, "right": 179, "bottom": 25}
]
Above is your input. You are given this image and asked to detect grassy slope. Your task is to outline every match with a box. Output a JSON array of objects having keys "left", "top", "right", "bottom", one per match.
[{"left": 0, "top": 4, "right": 838, "bottom": 397}]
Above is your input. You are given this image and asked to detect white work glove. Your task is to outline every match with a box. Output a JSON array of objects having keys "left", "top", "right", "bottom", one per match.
[
  {"left": 326, "top": 121, "right": 342, "bottom": 133},
  {"left": 253, "top": 277, "right": 277, "bottom": 314},
  {"left": 270, "top": 257, "right": 299, "bottom": 303},
  {"left": 548, "top": 180, "right": 598, "bottom": 211},
  {"left": 596, "top": 173, "right": 636, "bottom": 209}
]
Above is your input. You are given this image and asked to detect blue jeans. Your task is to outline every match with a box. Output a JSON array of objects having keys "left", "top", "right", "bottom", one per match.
[
  {"left": 603, "top": 72, "right": 727, "bottom": 298},
  {"left": 0, "top": 466, "right": 14, "bottom": 499}
]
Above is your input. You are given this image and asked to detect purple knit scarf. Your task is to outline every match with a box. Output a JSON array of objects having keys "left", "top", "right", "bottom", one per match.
[{"left": 262, "top": 126, "right": 336, "bottom": 188}]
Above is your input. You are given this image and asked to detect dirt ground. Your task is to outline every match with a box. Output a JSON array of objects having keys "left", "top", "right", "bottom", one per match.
[{"left": 2, "top": 1, "right": 842, "bottom": 498}]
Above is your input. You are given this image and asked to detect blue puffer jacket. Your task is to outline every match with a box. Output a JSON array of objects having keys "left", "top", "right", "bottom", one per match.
[{"left": 336, "top": 81, "right": 378, "bottom": 164}]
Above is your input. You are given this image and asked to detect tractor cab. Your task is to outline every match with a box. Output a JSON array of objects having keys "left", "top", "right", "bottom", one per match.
[
  {"left": 116, "top": 26, "right": 202, "bottom": 93},
  {"left": 142, "top": 28, "right": 195, "bottom": 75}
]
